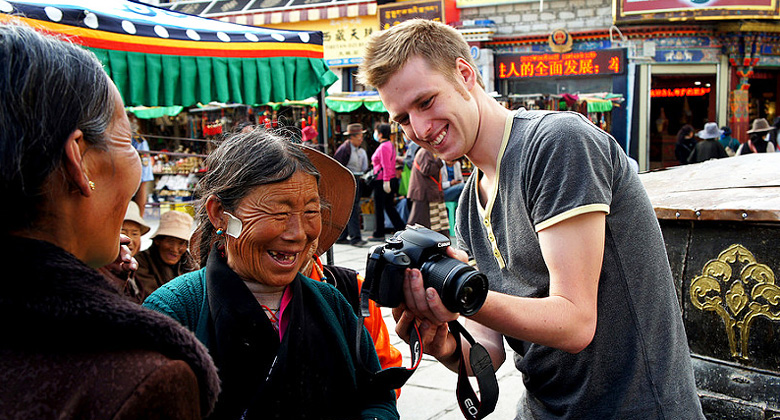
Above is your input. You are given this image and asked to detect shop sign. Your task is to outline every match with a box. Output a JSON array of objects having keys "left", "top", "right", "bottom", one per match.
[
  {"left": 616, "top": 0, "right": 778, "bottom": 22},
  {"left": 265, "top": 17, "right": 376, "bottom": 67},
  {"left": 456, "top": 0, "right": 525, "bottom": 8},
  {"left": 378, "top": 0, "right": 443, "bottom": 30},
  {"left": 651, "top": 87, "right": 711, "bottom": 97},
  {"left": 497, "top": 50, "right": 626, "bottom": 80},
  {"left": 655, "top": 49, "right": 705, "bottom": 62}
]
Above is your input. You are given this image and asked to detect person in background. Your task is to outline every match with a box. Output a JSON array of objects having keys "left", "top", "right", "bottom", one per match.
[
  {"left": 440, "top": 158, "right": 464, "bottom": 203},
  {"left": 688, "top": 122, "right": 728, "bottom": 164},
  {"left": 334, "top": 123, "right": 369, "bottom": 246},
  {"left": 135, "top": 209, "right": 198, "bottom": 300},
  {"left": 674, "top": 124, "right": 696, "bottom": 165},
  {"left": 98, "top": 201, "right": 151, "bottom": 303},
  {"left": 144, "top": 130, "right": 398, "bottom": 419},
  {"left": 719, "top": 126, "right": 740, "bottom": 156},
  {"left": 737, "top": 118, "right": 776, "bottom": 155},
  {"left": 407, "top": 148, "right": 449, "bottom": 235},
  {"left": 369, "top": 123, "right": 406, "bottom": 241},
  {"left": 129, "top": 113, "right": 154, "bottom": 213},
  {"left": 0, "top": 23, "right": 218, "bottom": 419},
  {"left": 768, "top": 117, "right": 780, "bottom": 150},
  {"left": 359, "top": 19, "right": 703, "bottom": 419},
  {"left": 301, "top": 125, "right": 322, "bottom": 151}
]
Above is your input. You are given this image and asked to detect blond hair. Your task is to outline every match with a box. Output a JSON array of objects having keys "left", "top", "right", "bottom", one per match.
[{"left": 357, "top": 19, "right": 484, "bottom": 90}]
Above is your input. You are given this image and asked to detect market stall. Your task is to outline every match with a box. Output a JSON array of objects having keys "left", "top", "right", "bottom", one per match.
[{"left": 0, "top": 0, "right": 337, "bottom": 107}]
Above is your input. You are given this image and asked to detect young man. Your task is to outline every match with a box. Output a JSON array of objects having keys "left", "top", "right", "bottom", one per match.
[{"left": 358, "top": 19, "right": 703, "bottom": 419}]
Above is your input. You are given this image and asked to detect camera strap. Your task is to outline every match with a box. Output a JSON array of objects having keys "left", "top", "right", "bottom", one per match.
[
  {"left": 448, "top": 320, "right": 499, "bottom": 420},
  {"left": 355, "top": 292, "right": 424, "bottom": 390}
]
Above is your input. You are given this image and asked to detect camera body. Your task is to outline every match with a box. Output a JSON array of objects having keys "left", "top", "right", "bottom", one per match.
[{"left": 365, "top": 225, "right": 488, "bottom": 316}]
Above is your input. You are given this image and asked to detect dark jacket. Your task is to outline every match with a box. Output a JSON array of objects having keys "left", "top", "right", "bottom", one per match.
[
  {"left": 144, "top": 247, "right": 399, "bottom": 420},
  {"left": 407, "top": 148, "right": 444, "bottom": 202},
  {"left": 688, "top": 139, "right": 728, "bottom": 163},
  {"left": 333, "top": 140, "right": 352, "bottom": 167},
  {"left": 136, "top": 243, "right": 198, "bottom": 301},
  {"left": 0, "top": 236, "right": 219, "bottom": 419}
]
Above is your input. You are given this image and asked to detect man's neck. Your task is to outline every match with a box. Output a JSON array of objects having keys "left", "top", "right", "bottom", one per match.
[{"left": 465, "top": 93, "right": 512, "bottom": 182}]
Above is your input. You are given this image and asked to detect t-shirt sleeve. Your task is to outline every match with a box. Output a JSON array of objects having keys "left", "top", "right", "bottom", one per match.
[{"left": 523, "top": 113, "right": 612, "bottom": 232}]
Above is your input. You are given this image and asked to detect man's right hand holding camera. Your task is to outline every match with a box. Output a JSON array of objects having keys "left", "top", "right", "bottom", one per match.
[{"left": 392, "top": 248, "right": 505, "bottom": 373}]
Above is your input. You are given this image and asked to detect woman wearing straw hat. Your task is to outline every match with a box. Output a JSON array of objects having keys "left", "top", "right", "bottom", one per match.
[
  {"left": 135, "top": 210, "right": 198, "bottom": 300},
  {"left": 144, "top": 130, "right": 399, "bottom": 420},
  {"left": 98, "top": 201, "right": 152, "bottom": 303},
  {"left": 737, "top": 118, "right": 777, "bottom": 155},
  {"left": 687, "top": 122, "right": 728, "bottom": 164}
]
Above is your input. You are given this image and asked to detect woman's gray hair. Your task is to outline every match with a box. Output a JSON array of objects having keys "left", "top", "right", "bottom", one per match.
[
  {"left": 0, "top": 23, "right": 115, "bottom": 233},
  {"left": 194, "top": 128, "right": 320, "bottom": 265}
]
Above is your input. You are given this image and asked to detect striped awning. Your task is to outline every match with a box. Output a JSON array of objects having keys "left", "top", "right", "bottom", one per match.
[
  {"left": 164, "top": 0, "right": 376, "bottom": 26},
  {"left": 1, "top": 0, "right": 337, "bottom": 107}
]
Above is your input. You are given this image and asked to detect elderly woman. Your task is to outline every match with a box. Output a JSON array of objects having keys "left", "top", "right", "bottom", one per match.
[
  {"left": 144, "top": 130, "right": 399, "bottom": 420},
  {"left": 98, "top": 201, "right": 151, "bottom": 303},
  {"left": 0, "top": 24, "right": 218, "bottom": 418},
  {"left": 136, "top": 209, "right": 198, "bottom": 300}
]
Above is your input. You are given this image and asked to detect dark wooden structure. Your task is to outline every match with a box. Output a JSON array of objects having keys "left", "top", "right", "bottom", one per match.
[{"left": 639, "top": 153, "right": 780, "bottom": 420}]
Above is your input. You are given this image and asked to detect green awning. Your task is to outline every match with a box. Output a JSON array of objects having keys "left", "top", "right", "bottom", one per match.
[
  {"left": 587, "top": 100, "right": 613, "bottom": 113},
  {"left": 3, "top": 1, "right": 338, "bottom": 107},
  {"left": 325, "top": 92, "right": 387, "bottom": 113},
  {"left": 126, "top": 105, "right": 184, "bottom": 119}
]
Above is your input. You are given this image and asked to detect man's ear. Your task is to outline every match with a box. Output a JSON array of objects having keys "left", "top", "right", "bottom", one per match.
[
  {"left": 205, "top": 195, "right": 226, "bottom": 229},
  {"left": 62, "top": 129, "right": 92, "bottom": 197},
  {"left": 456, "top": 57, "right": 477, "bottom": 91}
]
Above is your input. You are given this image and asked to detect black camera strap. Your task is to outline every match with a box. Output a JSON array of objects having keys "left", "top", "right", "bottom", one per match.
[
  {"left": 448, "top": 320, "right": 499, "bottom": 420},
  {"left": 355, "top": 291, "right": 424, "bottom": 391}
]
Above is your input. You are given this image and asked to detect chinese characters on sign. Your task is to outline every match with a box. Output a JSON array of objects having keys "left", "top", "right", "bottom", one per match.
[
  {"left": 651, "top": 87, "right": 711, "bottom": 97},
  {"left": 270, "top": 18, "right": 376, "bottom": 67},
  {"left": 377, "top": 0, "right": 443, "bottom": 30},
  {"left": 497, "top": 50, "right": 626, "bottom": 80}
]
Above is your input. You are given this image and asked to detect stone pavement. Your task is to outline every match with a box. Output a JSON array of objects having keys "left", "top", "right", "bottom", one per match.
[{"left": 328, "top": 239, "right": 523, "bottom": 420}]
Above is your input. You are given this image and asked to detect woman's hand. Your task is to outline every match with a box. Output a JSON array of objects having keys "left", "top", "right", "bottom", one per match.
[
  {"left": 383, "top": 180, "right": 391, "bottom": 194},
  {"left": 105, "top": 234, "right": 138, "bottom": 277}
]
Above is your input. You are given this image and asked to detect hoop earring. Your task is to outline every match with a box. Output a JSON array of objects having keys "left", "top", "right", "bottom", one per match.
[{"left": 216, "top": 228, "right": 224, "bottom": 236}]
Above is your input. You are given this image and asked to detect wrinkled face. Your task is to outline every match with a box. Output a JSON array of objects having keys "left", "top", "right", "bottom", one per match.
[
  {"left": 225, "top": 171, "right": 322, "bottom": 288},
  {"left": 349, "top": 133, "right": 363, "bottom": 147},
  {"left": 121, "top": 220, "right": 143, "bottom": 257},
  {"left": 379, "top": 56, "right": 479, "bottom": 162},
  {"left": 83, "top": 83, "right": 142, "bottom": 267},
  {"left": 155, "top": 235, "right": 188, "bottom": 265}
]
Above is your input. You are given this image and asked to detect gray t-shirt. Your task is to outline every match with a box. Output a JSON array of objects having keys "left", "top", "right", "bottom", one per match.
[{"left": 456, "top": 109, "right": 703, "bottom": 419}]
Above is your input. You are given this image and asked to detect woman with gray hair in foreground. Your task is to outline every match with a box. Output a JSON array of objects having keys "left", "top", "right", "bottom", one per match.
[
  {"left": 0, "top": 23, "right": 219, "bottom": 419},
  {"left": 144, "top": 129, "right": 399, "bottom": 420}
]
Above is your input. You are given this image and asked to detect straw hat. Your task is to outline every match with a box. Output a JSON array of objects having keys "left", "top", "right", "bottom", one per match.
[
  {"left": 697, "top": 122, "right": 722, "bottom": 140},
  {"left": 343, "top": 123, "right": 365, "bottom": 136},
  {"left": 301, "top": 146, "right": 355, "bottom": 255},
  {"left": 124, "top": 201, "right": 150, "bottom": 235},
  {"left": 152, "top": 210, "right": 194, "bottom": 242},
  {"left": 301, "top": 126, "right": 318, "bottom": 142},
  {"left": 747, "top": 118, "right": 774, "bottom": 134}
]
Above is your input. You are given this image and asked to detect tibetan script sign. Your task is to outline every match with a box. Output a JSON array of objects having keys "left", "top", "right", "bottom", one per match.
[
  {"left": 497, "top": 49, "right": 626, "bottom": 80},
  {"left": 378, "top": 0, "right": 443, "bottom": 30}
]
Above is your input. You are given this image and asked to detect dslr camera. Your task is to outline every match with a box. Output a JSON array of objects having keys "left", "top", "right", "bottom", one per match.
[{"left": 365, "top": 225, "right": 489, "bottom": 316}]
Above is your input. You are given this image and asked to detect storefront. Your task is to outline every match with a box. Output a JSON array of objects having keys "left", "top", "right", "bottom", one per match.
[{"left": 491, "top": 46, "right": 629, "bottom": 149}]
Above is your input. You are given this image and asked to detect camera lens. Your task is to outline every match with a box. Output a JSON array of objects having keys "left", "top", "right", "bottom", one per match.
[{"left": 420, "top": 256, "right": 488, "bottom": 316}]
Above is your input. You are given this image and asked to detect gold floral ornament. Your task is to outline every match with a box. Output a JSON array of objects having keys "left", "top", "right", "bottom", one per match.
[{"left": 690, "top": 244, "right": 780, "bottom": 360}]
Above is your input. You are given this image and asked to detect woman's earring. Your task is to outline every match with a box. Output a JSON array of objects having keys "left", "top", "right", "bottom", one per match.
[
  {"left": 216, "top": 228, "right": 224, "bottom": 236},
  {"left": 88, "top": 180, "right": 96, "bottom": 190}
]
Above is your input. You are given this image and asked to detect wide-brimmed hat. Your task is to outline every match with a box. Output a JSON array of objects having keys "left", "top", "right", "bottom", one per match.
[
  {"left": 124, "top": 201, "right": 151, "bottom": 235},
  {"left": 697, "top": 122, "right": 723, "bottom": 140},
  {"left": 152, "top": 210, "right": 194, "bottom": 242},
  {"left": 301, "top": 126, "right": 318, "bottom": 142},
  {"left": 747, "top": 118, "right": 774, "bottom": 134},
  {"left": 301, "top": 146, "right": 355, "bottom": 255},
  {"left": 343, "top": 123, "right": 365, "bottom": 136}
]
